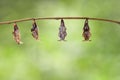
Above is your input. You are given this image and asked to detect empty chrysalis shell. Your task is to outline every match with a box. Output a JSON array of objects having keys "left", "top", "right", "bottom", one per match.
[
  {"left": 31, "top": 21, "right": 39, "bottom": 40},
  {"left": 82, "top": 19, "right": 91, "bottom": 41},
  {"left": 12, "top": 23, "right": 23, "bottom": 44},
  {"left": 58, "top": 19, "right": 67, "bottom": 41}
]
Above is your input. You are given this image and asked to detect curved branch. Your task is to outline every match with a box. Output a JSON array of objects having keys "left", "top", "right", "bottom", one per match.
[{"left": 0, "top": 17, "right": 119, "bottom": 25}]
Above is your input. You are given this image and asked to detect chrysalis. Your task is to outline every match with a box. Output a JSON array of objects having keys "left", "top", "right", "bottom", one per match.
[
  {"left": 31, "top": 20, "right": 39, "bottom": 40},
  {"left": 12, "top": 23, "right": 23, "bottom": 44},
  {"left": 82, "top": 19, "right": 91, "bottom": 41},
  {"left": 58, "top": 19, "right": 67, "bottom": 41}
]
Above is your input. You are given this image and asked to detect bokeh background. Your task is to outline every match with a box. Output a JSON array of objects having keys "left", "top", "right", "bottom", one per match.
[{"left": 0, "top": 0, "right": 120, "bottom": 80}]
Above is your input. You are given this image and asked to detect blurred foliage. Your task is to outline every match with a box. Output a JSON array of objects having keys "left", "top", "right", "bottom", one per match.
[{"left": 0, "top": 0, "right": 120, "bottom": 80}]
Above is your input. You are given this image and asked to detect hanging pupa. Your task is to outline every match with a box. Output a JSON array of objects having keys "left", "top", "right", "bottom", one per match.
[
  {"left": 82, "top": 19, "right": 91, "bottom": 41},
  {"left": 58, "top": 19, "right": 67, "bottom": 41},
  {"left": 31, "top": 20, "right": 39, "bottom": 40},
  {"left": 12, "top": 23, "right": 23, "bottom": 44}
]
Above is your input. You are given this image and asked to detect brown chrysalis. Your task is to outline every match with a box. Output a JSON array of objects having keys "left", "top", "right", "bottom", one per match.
[
  {"left": 58, "top": 19, "right": 67, "bottom": 41},
  {"left": 31, "top": 20, "right": 39, "bottom": 40},
  {"left": 82, "top": 19, "right": 91, "bottom": 41},
  {"left": 12, "top": 23, "right": 23, "bottom": 44}
]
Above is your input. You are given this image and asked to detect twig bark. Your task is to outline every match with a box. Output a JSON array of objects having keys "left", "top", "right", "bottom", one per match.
[{"left": 0, "top": 17, "right": 119, "bottom": 25}]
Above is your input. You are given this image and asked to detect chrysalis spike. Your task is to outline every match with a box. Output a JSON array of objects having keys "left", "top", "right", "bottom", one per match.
[{"left": 58, "top": 19, "right": 67, "bottom": 41}]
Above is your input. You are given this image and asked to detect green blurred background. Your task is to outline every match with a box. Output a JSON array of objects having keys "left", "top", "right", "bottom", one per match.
[{"left": 0, "top": 0, "right": 120, "bottom": 80}]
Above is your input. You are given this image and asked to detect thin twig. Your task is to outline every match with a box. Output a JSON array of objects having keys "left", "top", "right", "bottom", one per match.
[{"left": 0, "top": 17, "right": 119, "bottom": 25}]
